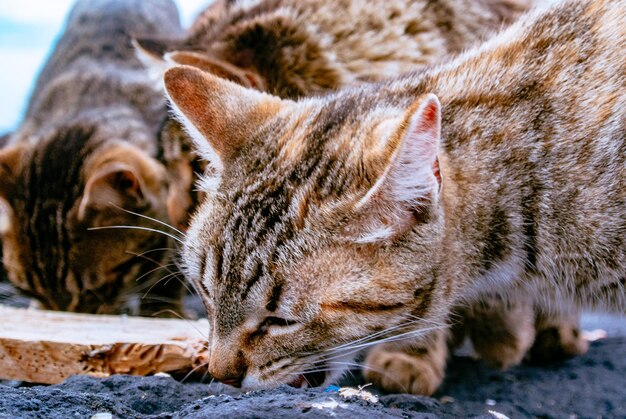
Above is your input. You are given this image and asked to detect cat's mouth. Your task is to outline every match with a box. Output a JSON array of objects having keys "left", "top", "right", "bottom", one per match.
[{"left": 287, "top": 363, "right": 327, "bottom": 388}]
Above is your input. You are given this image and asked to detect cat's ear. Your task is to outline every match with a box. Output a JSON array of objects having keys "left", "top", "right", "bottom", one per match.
[
  {"left": 0, "top": 142, "right": 28, "bottom": 201},
  {"left": 133, "top": 36, "right": 186, "bottom": 68},
  {"left": 348, "top": 94, "right": 442, "bottom": 243},
  {"left": 133, "top": 37, "right": 186, "bottom": 87},
  {"left": 78, "top": 145, "right": 167, "bottom": 221},
  {"left": 166, "top": 51, "right": 265, "bottom": 90},
  {"left": 163, "top": 65, "right": 283, "bottom": 170}
]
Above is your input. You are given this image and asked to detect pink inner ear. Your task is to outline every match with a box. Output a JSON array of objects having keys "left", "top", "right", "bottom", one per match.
[
  {"left": 433, "top": 158, "right": 441, "bottom": 188},
  {"left": 419, "top": 100, "right": 439, "bottom": 131}
]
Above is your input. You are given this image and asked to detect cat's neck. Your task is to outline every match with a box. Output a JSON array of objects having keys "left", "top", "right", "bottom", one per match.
[{"left": 411, "top": 0, "right": 624, "bottom": 305}]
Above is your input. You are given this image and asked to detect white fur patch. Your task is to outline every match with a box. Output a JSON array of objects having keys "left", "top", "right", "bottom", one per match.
[{"left": 0, "top": 199, "right": 10, "bottom": 234}]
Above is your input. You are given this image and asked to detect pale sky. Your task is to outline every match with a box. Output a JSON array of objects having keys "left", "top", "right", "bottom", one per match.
[{"left": 0, "top": 0, "right": 209, "bottom": 134}]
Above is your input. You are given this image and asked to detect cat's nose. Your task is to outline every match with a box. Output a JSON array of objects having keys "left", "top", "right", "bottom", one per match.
[{"left": 213, "top": 368, "right": 247, "bottom": 388}]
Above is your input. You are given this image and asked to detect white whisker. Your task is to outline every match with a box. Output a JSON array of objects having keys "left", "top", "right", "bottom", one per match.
[
  {"left": 88, "top": 225, "right": 184, "bottom": 244},
  {"left": 110, "top": 204, "right": 186, "bottom": 238},
  {"left": 152, "top": 309, "right": 209, "bottom": 341},
  {"left": 181, "top": 361, "right": 209, "bottom": 383}
]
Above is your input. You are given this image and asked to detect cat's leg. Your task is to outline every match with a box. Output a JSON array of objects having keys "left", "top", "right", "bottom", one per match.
[
  {"left": 363, "top": 329, "right": 447, "bottom": 396},
  {"left": 527, "top": 306, "right": 588, "bottom": 365},
  {"left": 460, "top": 292, "right": 536, "bottom": 370},
  {"left": 459, "top": 293, "right": 588, "bottom": 368}
]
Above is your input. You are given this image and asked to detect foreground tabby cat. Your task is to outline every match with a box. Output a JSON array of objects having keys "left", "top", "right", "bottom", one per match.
[
  {"left": 164, "top": 0, "right": 624, "bottom": 394},
  {"left": 0, "top": 0, "right": 183, "bottom": 314},
  {"left": 145, "top": 0, "right": 581, "bottom": 371}
]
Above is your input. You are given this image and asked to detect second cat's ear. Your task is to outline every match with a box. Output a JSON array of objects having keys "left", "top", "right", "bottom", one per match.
[
  {"left": 348, "top": 94, "right": 442, "bottom": 243},
  {"left": 163, "top": 65, "right": 284, "bottom": 171},
  {"left": 0, "top": 142, "right": 28, "bottom": 201},
  {"left": 78, "top": 145, "right": 167, "bottom": 221},
  {"left": 165, "top": 51, "right": 265, "bottom": 90},
  {"left": 0, "top": 142, "right": 27, "bottom": 233}
]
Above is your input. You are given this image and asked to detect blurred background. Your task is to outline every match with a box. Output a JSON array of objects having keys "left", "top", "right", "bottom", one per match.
[{"left": 0, "top": 0, "right": 209, "bottom": 135}]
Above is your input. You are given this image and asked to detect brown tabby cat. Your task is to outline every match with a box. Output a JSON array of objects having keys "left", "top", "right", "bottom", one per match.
[
  {"left": 142, "top": 0, "right": 581, "bottom": 373},
  {"left": 164, "top": 0, "right": 624, "bottom": 395},
  {"left": 0, "top": 0, "right": 184, "bottom": 314}
]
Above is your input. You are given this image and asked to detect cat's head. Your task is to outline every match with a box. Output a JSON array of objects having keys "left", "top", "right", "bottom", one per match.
[
  {"left": 0, "top": 126, "right": 172, "bottom": 313},
  {"left": 165, "top": 66, "right": 449, "bottom": 389}
]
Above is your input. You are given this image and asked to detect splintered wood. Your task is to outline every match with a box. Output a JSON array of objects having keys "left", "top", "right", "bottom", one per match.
[{"left": 0, "top": 306, "right": 209, "bottom": 384}]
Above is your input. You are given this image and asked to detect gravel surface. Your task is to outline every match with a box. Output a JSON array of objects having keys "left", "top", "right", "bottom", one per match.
[{"left": 0, "top": 337, "right": 624, "bottom": 418}]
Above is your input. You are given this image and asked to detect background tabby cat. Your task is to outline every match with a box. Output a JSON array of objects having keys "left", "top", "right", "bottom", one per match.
[{"left": 0, "top": 0, "right": 184, "bottom": 314}]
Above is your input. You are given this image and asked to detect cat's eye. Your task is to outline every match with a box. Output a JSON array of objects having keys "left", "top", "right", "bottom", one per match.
[
  {"left": 262, "top": 316, "right": 298, "bottom": 328},
  {"left": 251, "top": 316, "right": 298, "bottom": 339}
]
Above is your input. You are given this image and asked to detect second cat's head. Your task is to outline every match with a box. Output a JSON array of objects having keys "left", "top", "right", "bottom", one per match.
[
  {"left": 165, "top": 66, "right": 449, "bottom": 389},
  {"left": 0, "top": 125, "right": 172, "bottom": 313}
]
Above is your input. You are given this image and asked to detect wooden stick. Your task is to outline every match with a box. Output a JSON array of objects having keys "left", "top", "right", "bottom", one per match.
[{"left": 0, "top": 305, "right": 209, "bottom": 384}]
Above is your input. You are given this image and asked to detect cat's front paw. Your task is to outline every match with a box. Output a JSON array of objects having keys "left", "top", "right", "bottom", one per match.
[
  {"left": 363, "top": 334, "right": 447, "bottom": 396},
  {"left": 462, "top": 294, "right": 535, "bottom": 370}
]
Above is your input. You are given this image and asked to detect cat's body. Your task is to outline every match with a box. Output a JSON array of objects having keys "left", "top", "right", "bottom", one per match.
[
  {"left": 149, "top": 0, "right": 583, "bottom": 374},
  {"left": 164, "top": 0, "right": 624, "bottom": 394},
  {"left": 0, "top": 0, "right": 183, "bottom": 313}
]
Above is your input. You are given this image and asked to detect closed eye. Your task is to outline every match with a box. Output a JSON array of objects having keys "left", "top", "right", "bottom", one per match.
[
  {"left": 262, "top": 316, "right": 298, "bottom": 328},
  {"left": 251, "top": 316, "right": 299, "bottom": 339}
]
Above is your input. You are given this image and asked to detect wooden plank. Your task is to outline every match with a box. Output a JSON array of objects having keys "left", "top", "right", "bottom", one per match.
[{"left": 0, "top": 305, "right": 209, "bottom": 384}]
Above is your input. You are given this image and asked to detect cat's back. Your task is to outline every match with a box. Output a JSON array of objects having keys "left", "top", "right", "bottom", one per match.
[
  {"left": 18, "top": 0, "right": 182, "bottom": 139},
  {"left": 431, "top": 0, "right": 625, "bottom": 169},
  {"left": 32, "top": 0, "right": 182, "bottom": 88},
  {"left": 419, "top": 0, "right": 626, "bottom": 301},
  {"left": 192, "top": 0, "right": 533, "bottom": 85}
]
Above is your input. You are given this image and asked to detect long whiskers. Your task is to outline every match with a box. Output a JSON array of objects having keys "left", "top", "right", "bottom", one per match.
[
  {"left": 88, "top": 225, "right": 185, "bottom": 244},
  {"left": 151, "top": 308, "right": 209, "bottom": 342},
  {"left": 315, "top": 325, "right": 444, "bottom": 366},
  {"left": 181, "top": 361, "right": 209, "bottom": 383},
  {"left": 125, "top": 250, "right": 198, "bottom": 296},
  {"left": 289, "top": 315, "right": 445, "bottom": 377},
  {"left": 109, "top": 204, "right": 186, "bottom": 238}
]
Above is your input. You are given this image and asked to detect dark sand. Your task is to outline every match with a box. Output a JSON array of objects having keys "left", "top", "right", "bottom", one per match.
[{"left": 1, "top": 337, "right": 624, "bottom": 418}]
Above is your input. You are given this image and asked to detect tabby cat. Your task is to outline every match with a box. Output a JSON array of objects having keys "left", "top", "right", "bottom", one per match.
[
  {"left": 141, "top": 0, "right": 582, "bottom": 372},
  {"left": 0, "top": 0, "right": 183, "bottom": 314},
  {"left": 164, "top": 0, "right": 624, "bottom": 395},
  {"left": 149, "top": 0, "right": 584, "bottom": 384}
]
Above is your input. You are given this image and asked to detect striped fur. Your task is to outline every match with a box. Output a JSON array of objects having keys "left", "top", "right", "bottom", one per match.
[
  {"left": 149, "top": 0, "right": 579, "bottom": 382},
  {"left": 168, "top": 0, "right": 625, "bottom": 394},
  {"left": 144, "top": 0, "right": 533, "bottom": 229},
  {"left": 0, "top": 0, "right": 183, "bottom": 314}
]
